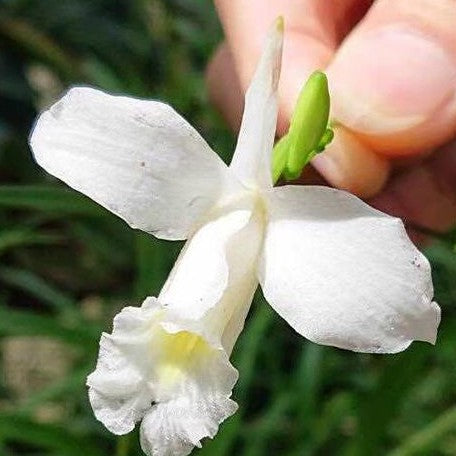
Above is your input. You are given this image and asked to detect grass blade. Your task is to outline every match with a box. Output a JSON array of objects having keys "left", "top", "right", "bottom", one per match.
[{"left": 0, "top": 185, "right": 105, "bottom": 217}]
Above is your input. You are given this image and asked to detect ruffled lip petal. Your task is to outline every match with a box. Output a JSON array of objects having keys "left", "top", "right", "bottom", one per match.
[
  {"left": 88, "top": 380, "right": 153, "bottom": 435},
  {"left": 86, "top": 301, "right": 162, "bottom": 434},
  {"left": 86, "top": 333, "right": 154, "bottom": 435},
  {"left": 140, "top": 395, "right": 238, "bottom": 456},
  {"left": 87, "top": 296, "right": 239, "bottom": 453}
]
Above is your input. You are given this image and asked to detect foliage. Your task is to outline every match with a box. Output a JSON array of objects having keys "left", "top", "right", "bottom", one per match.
[{"left": 0, "top": 1, "right": 455, "bottom": 455}]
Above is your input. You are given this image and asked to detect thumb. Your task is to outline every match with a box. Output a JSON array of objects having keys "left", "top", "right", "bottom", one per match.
[{"left": 327, "top": 0, "right": 456, "bottom": 156}]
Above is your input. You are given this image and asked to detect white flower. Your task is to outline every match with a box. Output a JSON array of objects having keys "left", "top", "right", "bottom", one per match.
[{"left": 29, "top": 19, "right": 440, "bottom": 456}]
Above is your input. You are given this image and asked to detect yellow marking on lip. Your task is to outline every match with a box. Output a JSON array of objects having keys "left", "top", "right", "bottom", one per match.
[{"left": 157, "top": 330, "right": 211, "bottom": 385}]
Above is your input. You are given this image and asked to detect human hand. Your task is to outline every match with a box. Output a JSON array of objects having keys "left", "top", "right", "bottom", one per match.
[{"left": 207, "top": 0, "right": 456, "bottom": 243}]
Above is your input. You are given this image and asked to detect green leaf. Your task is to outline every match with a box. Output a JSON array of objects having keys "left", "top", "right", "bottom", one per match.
[
  {"left": 388, "top": 405, "right": 456, "bottom": 456},
  {"left": 294, "top": 343, "right": 324, "bottom": 430},
  {"left": 0, "top": 266, "right": 78, "bottom": 316},
  {"left": 0, "top": 185, "right": 105, "bottom": 217},
  {"left": 0, "top": 413, "right": 103, "bottom": 456},
  {"left": 312, "top": 392, "right": 355, "bottom": 451},
  {"left": 234, "top": 298, "right": 275, "bottom": 402},
  {"left": 0, "top": 228, "right": 60, "bottom": 255},
  {"left": 135, "top": 232, "right": 181, "bottom": 299},
  {"left": 243, "top": 391, "right": 293, "bottom": 456},
  {"left": 0, "top": 306, "right": 99, "bottom": 345},
  {"left": 353, "top": 346, "right": 431, "bottom": 455},
  {"left": 0, "top": 15, "right": 83, "bottom": 82}
]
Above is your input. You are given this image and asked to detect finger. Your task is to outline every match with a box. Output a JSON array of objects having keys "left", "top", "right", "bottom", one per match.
[
  {"left": 369, "top": 140, "right": 456, "bottom": 239},
  {"left": 212, "top": 0, "right": 388, "bottom": 196},
  {"left": 327, "top": 0, "right": 456, "bottom": 156},
  {"left": 207, "top": 43, "right": 329, "bottom": 187},
  {"left": 206, "top": 43, "right": 389, "bottom": 195},
  {"left": 214, "top": 0, "right": 372, "bottom": 133},
  {"left": 206, "top": 44, "right": 389, "bottom": 195},
  {"left": 207, "top": 55, "right": 390, "bottom": 200},
  {"left": 208, "top": 42, "right": 456, "bottom": 230},
  {"left": 206, "top": 43, "right": 243, "bottom": 132},
  {"left": 313, "top": 125, "right": 391, "bottom": 197}
]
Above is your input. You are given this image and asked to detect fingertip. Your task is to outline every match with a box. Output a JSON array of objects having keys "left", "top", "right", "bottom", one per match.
[
  {"left": 369, "top": 140, "right": 456, "bottom": 235},
  {"left": 277, "top": 33, "right": 334, "bottom": 136},
  {"left": 312, "top": 125, "right": 391, "bottom": 198},
  {"left": 355, "top": 100, "right": 456, "bottom": 157},
  {"left": 327, "top": 0, "right": 456, "bottom": 156}
]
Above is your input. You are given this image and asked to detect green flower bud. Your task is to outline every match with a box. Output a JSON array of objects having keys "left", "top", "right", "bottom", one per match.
[{"left": 271, "top": 71, "right": 332, "bottom": 184}]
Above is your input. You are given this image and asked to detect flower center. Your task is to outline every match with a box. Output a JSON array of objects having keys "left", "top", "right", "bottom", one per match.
[{"left": 156, "top": 330, "right": 211, "bottom": 386}]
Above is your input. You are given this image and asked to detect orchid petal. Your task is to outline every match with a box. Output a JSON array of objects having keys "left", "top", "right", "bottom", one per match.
[
  {"left": 30, "top": 87, "right": 235, "bottom": 240},
  {"left": 140, "top": 395, "right": 237, "bottom": 456},
  {"left": 258, "top": 186, "right": 440, "bottom": 353},
  {"left": 159, "top": 199, "right": 263, "bottom": 353},
  {"left": 229, "top": 18, "right": 283, "bottom": 189},
  {"left": 139, "top": 359, "right": 237, "bottom": 456}
]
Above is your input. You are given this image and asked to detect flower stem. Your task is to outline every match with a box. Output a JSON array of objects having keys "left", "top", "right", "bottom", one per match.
[{"left": 116, "top": 435, "right": 130, "bottom": 456}]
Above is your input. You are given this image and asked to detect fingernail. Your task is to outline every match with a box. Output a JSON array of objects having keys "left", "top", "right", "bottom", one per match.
[
  {"left": 312, "top": 126, "right": 390, "bottom": 198},
  {"left": 328, "top": 26, "right": 456, "bottom": 134}
]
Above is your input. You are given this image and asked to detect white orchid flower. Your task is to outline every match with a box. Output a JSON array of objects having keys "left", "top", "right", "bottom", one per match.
[{"left": 29, "top": 18, "right": 440, "bottom": 456}]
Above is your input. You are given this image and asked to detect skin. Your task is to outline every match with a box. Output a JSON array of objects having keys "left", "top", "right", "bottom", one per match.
[{"left": 206, "top": 0, "right": 456, "bottom": 244}]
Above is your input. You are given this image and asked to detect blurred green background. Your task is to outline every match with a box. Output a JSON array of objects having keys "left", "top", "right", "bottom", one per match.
[{"left": 0, "top": 1, "right": 455, "bottom": 455}]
